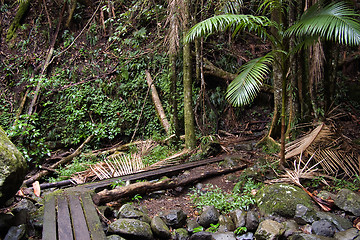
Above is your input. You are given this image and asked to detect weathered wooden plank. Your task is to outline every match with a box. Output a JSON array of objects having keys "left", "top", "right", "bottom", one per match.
[
  {"left": 68, "top": 194, "right": 91, "bottom": 240},
  {"left": 81, "top": 193, "right": 107, "bottom": 240},
  {"left": 42, "top": 194, "right": 57, "bottom": 240},
  {"left": 57, "top": 195, "right": 74, "bottom": 240}
]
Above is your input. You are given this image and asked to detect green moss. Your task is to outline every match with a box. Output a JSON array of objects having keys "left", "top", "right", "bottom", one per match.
[{"left": 6, "top": 0, "right": 30, "bottom": 42}]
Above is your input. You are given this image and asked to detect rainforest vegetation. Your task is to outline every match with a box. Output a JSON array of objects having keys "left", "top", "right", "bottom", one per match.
[{"left": 1, "top": 0, "right": 360, "bottom": 183}]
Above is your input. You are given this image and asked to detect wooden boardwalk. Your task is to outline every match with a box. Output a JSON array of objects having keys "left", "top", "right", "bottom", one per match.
[{"left": 42, "top": 189, "right": 106, "bottom": 240}]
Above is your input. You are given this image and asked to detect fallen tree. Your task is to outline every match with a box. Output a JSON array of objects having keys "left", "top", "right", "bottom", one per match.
[{"left": 93, "top": 163, "right": 246, "bottom": 205}]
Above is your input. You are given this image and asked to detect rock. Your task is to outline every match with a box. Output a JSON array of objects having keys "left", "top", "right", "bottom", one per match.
[
  {"left": 116, "top": 203, "right": 151, "bottom": 224},
  {"left": 317, "top": 191, "right": 336, "bottom": 201},
  {"left": 245, "top": 210, "right": 259, "bottom": 231},
  {"left": 98, "top": 205, "right": 114, "bottom": 219},
  {"left": 0, "top": 126, "right": 27, "bottom": 206},
  {"left": 198, "top": 206, "right": 220, "bottom": 228},
  {"left": 187, "top": 219, "right": 201, "bottom": 233},
  {"left": 230, "top": 209, "right": 246, "bottom": 228},
  {"left": 255, "top": 183, "right": 314, "bottom": 218},
  {"left": 218, "top": 215, "right": 235, "bottom": 232},
  {"left": 334, "top": 227, "right": 360, "bottom": 240},
  {"left": 221, "top": 157, "right": 239, "bottom": 168},
  {"left": 334, "top": 189, "right": 360, "bottom": 216},
  {"left": 288, "top": 233, "right": 335, "bottom": 240},
  {"left": 254, "top": 219, "right": 285, "bottom": 240},
  {"left": 107, "top": 235, "right": 127, "bottom": 240},
  {"left": 201, "top": 141, "right": 222, "bottom": 158},
  {"left": 236, "top": 232, "right": 254, "bottom": 240},
  {"left": 151, "top": 216, "right": 171, "bottom": 239},
  {"left": 174, "top": 228, "right": 189, "bottom": 240},
  {"left": 160, "top": 209, "right": 187, "bottom": 228},
  {"left": 212, "top": 232, "right": 237, "bottom": 240},
  {"left": 108, "top": 218, "right": 153, "bottom": 240},
  {"left": 4, "top": 224, "right": 26, "bottom": 240},
  {"left": 311, "top": 220, "right": 336, "bottom": 237},
  {"left": 0, "top": 213, "right": 14, "bottom": 235},
  {"left": 316, "top": 211, "right": 353, "bottom": 232},
  {"left": 189, "top": 231, "right": 213, "bottom": 240},
  {"left": 294, "top": 204, "right": 319, "bottom": 224},
  {"left": 283, "top": 220, "right": 300, "bottom": 238}
]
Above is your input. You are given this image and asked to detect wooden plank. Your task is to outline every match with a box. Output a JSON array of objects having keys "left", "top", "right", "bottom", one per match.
[
  {"left": 57, "top": 195, "right": 74, "bottom": 240},
  {"left": 42, "top": 194, "right": 57, "bottom": 240},
  {"left": 68, "top": 194, "right": 91, "bottom": 240},
  {"left": 81, "top": 193, "right": 107, "bottom": 240}
]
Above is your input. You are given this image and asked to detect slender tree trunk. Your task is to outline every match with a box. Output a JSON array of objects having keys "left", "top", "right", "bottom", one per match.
[
  {"left": 169, "top": 53, "right": 180, "bottom": 139},
  {"left": 183, "top": 0, "right": 196, "bottom": 149}
]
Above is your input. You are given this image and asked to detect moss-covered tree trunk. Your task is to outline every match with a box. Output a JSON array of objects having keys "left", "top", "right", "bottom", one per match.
[
  {"left": 6, "top": 0, "right": 30, "bottom": 42},
  {"left": 183, "top": 0, "right": 196, "bottom": 149}
]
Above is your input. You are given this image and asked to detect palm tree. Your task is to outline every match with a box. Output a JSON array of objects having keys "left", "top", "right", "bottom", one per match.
[{"left": 185, "top": 1, "right": 360, "bottom": 165}]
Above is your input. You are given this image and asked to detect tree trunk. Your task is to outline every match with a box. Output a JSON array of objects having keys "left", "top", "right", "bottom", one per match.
[
  {"left": 169, "top": 53, "right": 180, "bottom": 139},
  {"left": 6, "top": 0, "right": 30, "bottom": 42},
  {"left": 183, "top": 0, "right": 196, "bottom": 149}
]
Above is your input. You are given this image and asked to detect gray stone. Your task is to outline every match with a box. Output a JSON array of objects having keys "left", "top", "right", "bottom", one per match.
[
  {"left": 312, "top": 220, "right": 336, "bottom": 237},
  {"left": 0, "top": 127, "right": 27, "bottom": 206},
  {"left": 334, "top": 227, "right": 360, "bottom": 240},
  {"left": 107, "top": 235, "right": 127, "bottom": 240},
  {"left": 187, "top": 219, "right": 201, "bottom": 233},
  {"left": 198, "top": 206, "right": 220, "bottom": 228},
  {"left": 160, "top": 209, "right": 187, "bottom": 228},
  {"left": 116, "top": 203, "right": 151, "bottom": 224},
  {"left": 236, "top": 232, "right": 254, "bottom": 240},
  {"left": 255, "top": 184, "right": 315, "bottom": 218},
  {"left": 174, "top": 228, "right": 189, "bottom": 240},
  {"left": 4, "top": 224, "right": 26, "bottom": 240},
  {"left": 189, "top": 231, "right": 213, "bottom": 240},
  {"left": 289, "top": 233, "right": 335, "bottom": 240},
  {"left": 212, "top": 232, "right": 236, "bottom": 240},
  {"left": 218, "top": 215, "right": 235, "bottom": 232},
  {"left": 108, "top": 218, "right": 153, "bottom": 240},
  {"left": 245, "top": 210, "right": 259, "bottom": 231},
  {"left": 230, "top": 209, "right": 246, "bottom": 228},
  {"left": 334, "top": 189, "right": 360, "bottom": 216},
  {"left": 151, "top": 216, "right": 171, "bottom": 239},
  {"left": 283, "top": 220, "right": 300, "bottom": 238},
  {"left": 317, "top": 191, "right": 336, "bottom": 201},
  {"left": 316, "top": 211, "right": 353, "bottom": 231},
  {"left": 294, "top": 204, "right": 319, "bottom": 224},
  {"left": 254, "top": 219, "right": 285, "bottom": 240}
]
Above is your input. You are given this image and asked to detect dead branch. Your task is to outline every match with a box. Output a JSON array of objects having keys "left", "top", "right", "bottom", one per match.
[
  {"left": 23, "top": 135, "right": 93, "bottom": 186},
  {"left": 93, "top": 163, "right": 246, "bottom": 205}
]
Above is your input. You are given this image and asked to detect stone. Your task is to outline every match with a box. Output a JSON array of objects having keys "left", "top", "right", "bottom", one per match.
[
  {"left": 0, "top": 213, "right": 14, "bottom": 235},
  {"left": 160, "top": 209, "right": 187, "bottom": 228},
  {"left": 245, "top": 210, "right": 259, "bottom": 232},
  {"left": 107, "top": 235, "right": 127, "bottom": 240},
  {"left": 189, "top": 231, "right": 213, "bottom": 240},
  {"left": 255, "top": 183, "right": 314, "bottom": 218},
  {"left": 288, "top": 233, "right": 335, "bottom": 240},
  {"left": 316, "top": 211, "right": 353, "bottom": 232},
  {"left": 4, "top": 224, "right": 26, "bottom": 240},
  {"left": 317, "top": 191, "right": 336, "bottom": 201},
  {"left": 254, "top": 219, "right": 285, "bottom": 240},
  {"left": 151, "top": 216, "right": 171, "bottom": 239},
  {"left": 116, "top": 203, "right": 151, "bottom": 224},
  {"left": 212, "top": 232, "right": 237, "bottom": 240},
  {"left": 283, "top": 220, "right": 300, "bottom": 238},
  {"left": 174, "top": 228, "right": 189, "bottom": 240},
  {"left": 230, "top": 209, "right": 246, "bottom": 228},
  {"left": 187, "top": 219, "right": 201, "bottom": 233},
  {"left": 334, "top": 189, "right": 360, "bottom": 216},
  {"left": 0, "top": 126, "right": 27, "bottom": 206},
  {"left": 334, "top": 227, "right": 360, "bottom": 240},
  {"left": 236, "top": 232, "right": 254, "bottom": 240},
  {"left": 198, "top": 206, "right": 220, "bottom": 228},
  {"left": 294, "top": 204, "right": 319, "bottom": 224},
  {"left": 108, "top": 218, "right": 153, "bottom": 240},
  {"left": 218, "top": 215, "right": 235, "bottom": 232},
  {"left": 311, "top": 220, "right": 336, "bottom": 237}
]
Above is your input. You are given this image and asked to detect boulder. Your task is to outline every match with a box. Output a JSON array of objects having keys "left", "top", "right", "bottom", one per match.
[
  {"left": 160, "top": 209, "right": 187, "bottom": 228},
  {"left": 288, "top": 233, "right": 335, "bottom": 240},
  {"left": 254, "top": 219, "right": 285, "bottom": 240},
  {"left": 198, "top": 206, "right": 220, "bottom": 228},
  {"left": 4, "top": 224, "right": 26, "bottom": 240},
  {"left": 255, "top": 183, "right": 314, "bottom": 218},
  {"left": 230, "top": 209, "right": 246, "bottom": 228},
  {"left": 218, "top": 215, "right": 235, "bottom": 232},
  {"left": 311, "top": 220, "right": 336, "bottom": 237},
  {"left": 151, "top": 216, "right": 171, "bottom": 239},
  {"left": 334, "top": 189, "right": 360, "bottom": 216},
  {"left": 0, "top": 126, "right": 27, "bottom": 206},
  {"left": 108, "top": 218, "right": 153, "bottom": 240},
  {"left": 107, "top": 235, "right": 127, "bottom": 240},
  {"left": 236, "top": 232, "right": 254, "bottom": 240},
  {"left": 116, "top": 203, "right": 151, "bottom": 224},
  {"left": 283, "top": 220, "right": 300, "bottom": 238},
  {"left": 212, "top": 232, "right": 236, "bottom": 240},
  {"left": 294, "top": 204, "right": 319, "bottom": 224},
  {"left": 334, "top": 227, "right": 360, "bottom": 240},
  {"left": 316, "top": 211, "right": 353, "bottom": 232},
  {"left": 189, "top": 231, "right": 213, "bottom": 240},
  {"left": 187, "top": 219, "right": 201, "bottom": 233},
  {"left": 246, "top": 209, "right": 259, "bottom": 231}
]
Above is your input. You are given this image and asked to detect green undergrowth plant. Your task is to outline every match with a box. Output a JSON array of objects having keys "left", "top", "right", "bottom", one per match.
[{"left": 188, "top": 179, "right": 262, "bottom": 213}]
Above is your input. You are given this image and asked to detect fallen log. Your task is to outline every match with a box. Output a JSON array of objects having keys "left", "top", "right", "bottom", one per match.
[
  {"left": 93, "top": 163, "right": 246, "bottom": 205},
  {"left": 23, "top": 135, "right": 93, "bottom": 186}
]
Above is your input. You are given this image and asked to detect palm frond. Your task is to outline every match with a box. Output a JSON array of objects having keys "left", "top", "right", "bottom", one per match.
[
  {"left": 225, "top": 52, "right": 275, "bottom": 107},
  {"left": 222, "top": 0, "right": 244, "bottom": 14},
  {"left": 286, "top": 2, "right": 360, "bottom": 46},
  {"left": 185, "top": 14, "right": 273, "bottom": 43}
]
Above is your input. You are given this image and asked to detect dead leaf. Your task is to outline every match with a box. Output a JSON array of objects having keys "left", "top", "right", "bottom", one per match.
[
  {"left": 33, "top": 181, "right": 41, "bottom": 197},
  {"left": 354, "top": 217, "right": 360, "bottom": 230}
]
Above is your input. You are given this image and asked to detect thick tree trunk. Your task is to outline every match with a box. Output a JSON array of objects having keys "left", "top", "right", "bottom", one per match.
[
  {"left": 183, "top": 0, "right": 196, "bottom": 149},
  {"left": 6, "top": 0, "right": 30, "bottom": 42}
]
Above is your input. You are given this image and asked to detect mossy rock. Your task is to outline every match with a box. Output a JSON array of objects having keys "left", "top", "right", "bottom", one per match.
[
  {"left": 255, "top": 183, "right": 315, "bottom": 218},
  {"left": 0, "top": 126, "right": 28, "bottom": 206}
]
